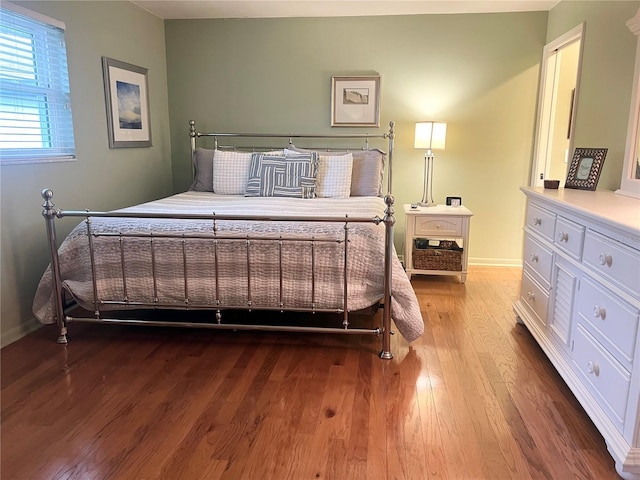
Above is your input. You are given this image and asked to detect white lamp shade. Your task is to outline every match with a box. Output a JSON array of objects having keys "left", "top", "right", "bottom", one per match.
[{"left": 414, "top": 121, "right": 447, "bottom": 150}]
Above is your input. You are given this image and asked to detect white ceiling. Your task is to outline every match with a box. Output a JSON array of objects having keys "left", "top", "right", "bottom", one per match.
[{"left": 131, "top": 0, "right": 561, "bottom": 20}]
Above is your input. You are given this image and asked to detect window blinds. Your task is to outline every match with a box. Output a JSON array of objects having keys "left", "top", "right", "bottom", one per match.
[{"left": 0, "top": 3, "right": 75, "bottom": 163}]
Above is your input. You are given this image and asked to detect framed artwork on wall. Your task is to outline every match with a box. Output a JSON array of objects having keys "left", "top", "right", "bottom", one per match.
[
  {"left": 565, "top": 147, "right": 608, "bottom": 190},
  {"left": 102, "top": 57, "right": 152, "bottom": 148},
  {"left": 331, "top": 75, "right": 380, "bottom": 127}
]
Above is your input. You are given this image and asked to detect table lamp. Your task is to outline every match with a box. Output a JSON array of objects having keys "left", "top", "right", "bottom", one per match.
[{"left": 414, "top": 121, "right": 447, "bottom": 207}]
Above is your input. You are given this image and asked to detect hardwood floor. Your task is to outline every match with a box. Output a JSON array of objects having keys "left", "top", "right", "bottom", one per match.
[{"left": 1, "top": 266, "right": 619, "bottom": 479}]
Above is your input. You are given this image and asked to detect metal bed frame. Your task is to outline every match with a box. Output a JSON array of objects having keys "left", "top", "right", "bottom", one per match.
[{"left": 41, "top": 120, "right": 397, "bottom": 359}]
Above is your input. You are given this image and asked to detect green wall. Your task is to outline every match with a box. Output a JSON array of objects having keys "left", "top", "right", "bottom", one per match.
[
  {"left": 547, "top": 1, "right": 639, "bottom": 191},
  {"left": 166, "top": 12, "right": 548, "bottom": 266},
  {"left": 0, "top": 1, "right": 172, "bottom": 346}
]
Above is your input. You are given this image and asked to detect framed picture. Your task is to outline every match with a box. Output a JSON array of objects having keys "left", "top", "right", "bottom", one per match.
[
  {"left": 446, "top": 196, "right": 462, "bottom": 207},
  {"left": 102, "top": 57, "right": 152, "bottom": 148},
  {"left": 565, "top": 147, "right": 608, "bottom": 190},
  {"left": 331, "top": 75, "right": 380, "bottom": 127}
]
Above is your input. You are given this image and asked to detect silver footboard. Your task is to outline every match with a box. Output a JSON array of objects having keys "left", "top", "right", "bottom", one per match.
[{"left": 41, "top": 191, "right": 396, "bottom": 358}]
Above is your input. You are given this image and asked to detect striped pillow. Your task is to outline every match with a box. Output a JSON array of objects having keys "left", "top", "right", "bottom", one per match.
[{"left": 245, "top": 152, "right": 318, "bottom": 198}]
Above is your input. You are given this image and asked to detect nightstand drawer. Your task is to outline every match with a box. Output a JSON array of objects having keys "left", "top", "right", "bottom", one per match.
[{"left": 414, "top": 216, "right": 462, "bottom": 237}]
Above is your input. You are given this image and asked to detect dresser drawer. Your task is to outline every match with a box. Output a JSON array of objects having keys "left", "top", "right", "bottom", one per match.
[
  {"left": 523, "top": 234, "right": 554, "bottom": 286},
  {"left": 583, "top": 230, "right": 640, "bottom": 298},
  {"left": 414, "top": 216, "right": 462, "bottom": 237},
  {"left": 576, "top": 275, "right": 639, "bottom": 370},
  {"left": 554, "top": 216, "right": 585, "bottom": 260},
  {"left": 526, "top": 203, "right": 556, "bottom": 242},
  {"left": 573, "top": 323, "right": 631, "bottom": 430},
  {"left": 521, "top": 270, "right": 549, "bottom": 327}
]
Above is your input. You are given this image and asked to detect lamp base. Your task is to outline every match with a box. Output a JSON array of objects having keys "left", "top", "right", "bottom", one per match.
[{"left": 419, "top": 201, "right": 437, "bottom": 207}]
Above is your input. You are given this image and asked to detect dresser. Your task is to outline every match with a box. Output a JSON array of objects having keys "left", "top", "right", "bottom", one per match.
[
  {"left": 514, "top": 187, "right": 640, "bottom": 479},
  {"left": 404, "top": 204, "right": 473, "bottom": 282}
]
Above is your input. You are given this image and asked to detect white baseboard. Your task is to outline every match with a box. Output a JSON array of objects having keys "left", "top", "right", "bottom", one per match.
[
  {"left": 1, "top": 318, "right": 42, "bottom": 348},
  {"left": 469, "top": 257, "right": 523, "bottom": 267}
]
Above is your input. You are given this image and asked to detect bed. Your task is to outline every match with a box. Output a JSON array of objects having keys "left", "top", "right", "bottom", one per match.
[{"left": 32, "top": 121, "right": 423, "bottom": 359}]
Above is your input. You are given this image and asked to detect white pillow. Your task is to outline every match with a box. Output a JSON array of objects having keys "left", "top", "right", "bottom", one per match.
[
  {"left": 316, "top": 153, "right": 354, "bottom": 198},
  {"left": 212, "top": 150, "right": 253, "bottom": 195}
]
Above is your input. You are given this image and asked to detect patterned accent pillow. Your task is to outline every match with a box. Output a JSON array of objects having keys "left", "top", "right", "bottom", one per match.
[
  {"left": 316, "top": 153, "right": 354, "bottom": 198},
  {"left": 212, "top": 150, "right": 253, "bottom": 195},
  {"left": 245, "top": 152, "right": 319, "bottom": 198}
]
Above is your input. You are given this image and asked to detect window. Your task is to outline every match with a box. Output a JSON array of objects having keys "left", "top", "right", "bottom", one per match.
[{"left": 0, "top": 2, "right": 75, "bottom": 164}]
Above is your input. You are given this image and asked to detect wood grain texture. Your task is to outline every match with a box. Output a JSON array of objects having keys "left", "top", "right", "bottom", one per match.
[{"left": 1, "top": 266, "right": 619, "bottom": 479}]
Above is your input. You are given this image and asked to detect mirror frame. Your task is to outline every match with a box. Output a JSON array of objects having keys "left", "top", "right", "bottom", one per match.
[
  {"left": 530, "top": 23, "right": 585, "bottom": 188},
  {"left": 617, "top": 7, "right": 640, "bottom": 199}
]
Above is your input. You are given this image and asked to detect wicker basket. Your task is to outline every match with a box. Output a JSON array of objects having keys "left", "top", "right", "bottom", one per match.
[{"left": 413, "top": 239, "right": 463, "bottom": 271}]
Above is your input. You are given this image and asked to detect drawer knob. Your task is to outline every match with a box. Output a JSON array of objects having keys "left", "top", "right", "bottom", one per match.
[
  {"left": 557, "top": 232, "right": 569, "bottom": 243},
  {"left": 593, "top": 306, "right": 606, "bottom": 320},
  {"left": 526, "top": 291, "right": 535, "bottom": 301},
  {"left": 598, "top": 253, "right": 612, "bottom": 267},
  {"left": 586, "top": 361, "right": 600, "bottom": 377},
  {"left": 533, "top": 217, "right": 542, "bottom": 226},
  {"left": 529, "top": 253, "right": 539, "bottom": 263}
]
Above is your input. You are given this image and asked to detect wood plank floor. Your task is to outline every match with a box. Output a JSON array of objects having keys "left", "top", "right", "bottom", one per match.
[{"left": 1, "top": 266, "right": 619, "bottom": 479}]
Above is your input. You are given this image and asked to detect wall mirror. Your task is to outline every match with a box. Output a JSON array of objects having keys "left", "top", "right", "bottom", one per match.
[
  {"left": 530, "top": 23, "right": 585, "bottom": 188},
  {"left": 617, "top": 7, "right": 640, "bottom": 199}
]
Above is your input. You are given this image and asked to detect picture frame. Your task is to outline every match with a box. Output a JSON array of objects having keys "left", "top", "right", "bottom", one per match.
[
  {"left": 565, "top": 147, "right": 608, "bottom": 190},
  {"left": 102, "top": 57, "right": 152, "bottom": 148},
  {"left": 331, "top": 75, "right": 380, "bottom": 127},
  {"left": 446, "top": 196, "right": 462, "bottom": 207}
]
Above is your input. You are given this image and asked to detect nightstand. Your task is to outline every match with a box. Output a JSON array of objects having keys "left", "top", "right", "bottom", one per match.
[{"left": 404, "top": 204, "right": 474, "bottom": 283}]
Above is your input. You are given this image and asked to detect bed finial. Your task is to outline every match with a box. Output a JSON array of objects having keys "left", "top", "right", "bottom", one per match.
[
  {"left": 42, "top": 188, "right": 54, "bottom": 203},
  {"left": 388, "top": 121, "right": 395, "bottom": 139},
  {"left": 189, "top": 120, "right": 196, "bottom": 138}
]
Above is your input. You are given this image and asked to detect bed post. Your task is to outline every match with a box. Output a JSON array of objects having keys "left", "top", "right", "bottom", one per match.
[
  {"left": 380, "top": 121, "right": 395, "bottom": 360},
  {"left": 41, "top": 189, "right": 68, "bottom": 344},
  {"left": 189, "top": 120, "right": 196, "bottom": 180}
]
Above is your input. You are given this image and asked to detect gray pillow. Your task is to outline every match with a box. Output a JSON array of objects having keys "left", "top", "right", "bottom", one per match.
[
  {"left": 189, "top": 148, "right": 214, "bottom": 192},
  {"left": 286, "top": 146, "right": 385, "bottom": 196}
]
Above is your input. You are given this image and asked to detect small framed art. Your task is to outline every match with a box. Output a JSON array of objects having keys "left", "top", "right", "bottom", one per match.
[
  {"left": 565, "top": 147, "right": 608, "bottom": 190},
  {"left": 102, "top": 57, "right": 152, "bottom": 148},
  {"left": 446, "top": 196, "right": 462, "bottom": 207},
  {"left": 331, "top": 75, "right": 380, "bottom": 127}
]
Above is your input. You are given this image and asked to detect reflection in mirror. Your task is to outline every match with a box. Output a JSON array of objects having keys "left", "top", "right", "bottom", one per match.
[
  {"left": 531, "top": 24, "right": 584, "bottom": 188},
  {"left": 636, "top": 112, "right": 640, "bottom": 179},
  {"left": 618, "top": 8, "right": 640, "bottom": 198}
]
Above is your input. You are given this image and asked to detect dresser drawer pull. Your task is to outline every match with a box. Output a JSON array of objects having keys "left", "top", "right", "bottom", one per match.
[
  {"left": 533, "top": 217, "right": 542, "bottom": 226},
  {"left": 586, "top": 361, "right": 600, "bottom": 377},
  {"left": 598, "top": 253, "right": 613, "bottom": 267},
  {"left": 593, "top": 306, "right": 607, "bottom": 320},
  {"left": 526, "top": 291, "right": 535, "bottom": 301},
  {"left": 557, "top": 232, "right": 569, "bottom": 243},
  {"left": 529, "top": 253, "right": 539, "bottom": 263}
]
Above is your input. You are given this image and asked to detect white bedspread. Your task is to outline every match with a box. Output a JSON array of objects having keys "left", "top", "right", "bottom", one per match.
[{"left": 32, "top": 192, "right": 424, "bottom": 342}]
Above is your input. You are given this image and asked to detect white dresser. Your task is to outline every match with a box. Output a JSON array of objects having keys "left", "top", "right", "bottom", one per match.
[{"left": 514, "top": 187, "right": 640, "bottom": 479}]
